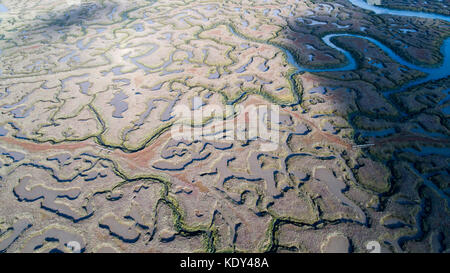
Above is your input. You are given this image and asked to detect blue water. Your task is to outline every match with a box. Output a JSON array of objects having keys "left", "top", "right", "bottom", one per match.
[
  {"left": 133, "top": 23, "right": 144, "bottom": 32},
  {"left": 403, "top": 147, "right": 450, "bottom": 157},
  {"left": 359, "top": 128, "right": 396, "bottom": 137},
  {"left": 229, "top": 20, "right": 449, "bottom": 83},
  {"left": 227, "top": 16, "right": 450, "bottom": 115},
  {"left": 297, "top": 33, "right": 449, "bottom": 78},
  {"left": 349, "top": 0, "right": 450, "bottom": 22},
  {"left": 410, "top": 127, "right": 448, "bottom": 139},
  {"left": 107, "top": 6, "right": 117, "bottom": 21},
  {"left": 95, "top": 28, "right": 106, "bottom": 34},
  {"left": 408, "top": 163, "right": 450, "bottom": 207},
  {"left": 110, "top": 91, "right": 128, "bottom": 118},
  {"left": 79, "top": 81, "right": 91, "bottom": 94},
  {"left": 0, "top": 4, "right": 7, "bottom": 13},
  {"left": 286, "top": 1, "right": 450, "bottom": 79},
  {"left": 383, "top": 38, "right": 450, "bottom": 96},
  {"left": 443, "top": 105, "right": 450, "bottom": 115}
]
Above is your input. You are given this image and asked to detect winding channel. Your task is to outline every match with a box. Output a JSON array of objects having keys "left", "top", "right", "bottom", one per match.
[
  {"left": 349, "top": 0, "right": 450, "bottom": 23},
  {"left": 232, "top": 1, "right": 450, "bottom": 208},
  {"left": 0, "top": 0, "right": 448, "bottom": 250},
  {"left": 230, "top": 1, "right": 450, "bottom": 102},
  {"left": 299, "top": 1, "right": 450, "bottom": 234},
  {"left": 285, "top": 5, "right": 450, "bottom": 92}
]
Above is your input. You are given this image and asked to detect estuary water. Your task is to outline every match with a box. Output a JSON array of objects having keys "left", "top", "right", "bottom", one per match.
[
  {"left": 280, "top": 1, "right": 450, "bottom": 97},
  {"left": 349, "top": 0, "right": 450, "bottom": 23},
  {"left": 0, "top": 4, "right": 8, "bottom": 13}
]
